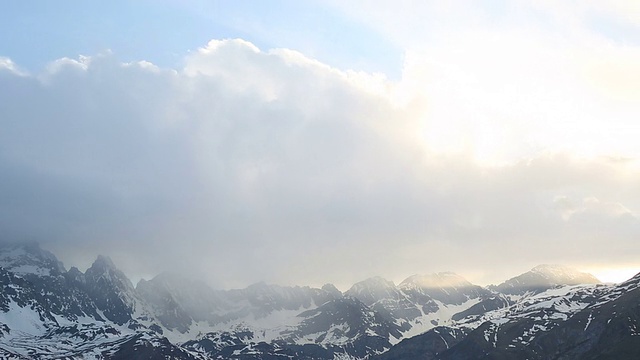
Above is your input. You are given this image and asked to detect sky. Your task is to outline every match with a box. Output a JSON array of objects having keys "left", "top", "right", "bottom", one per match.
[{"left": 1, "top": 0, "right": 639, "bottom": 289}]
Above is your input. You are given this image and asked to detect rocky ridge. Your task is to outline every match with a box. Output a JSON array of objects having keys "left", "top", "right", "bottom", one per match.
[{"left": 1, "top": 242, "right": 636, "bottom": 359}]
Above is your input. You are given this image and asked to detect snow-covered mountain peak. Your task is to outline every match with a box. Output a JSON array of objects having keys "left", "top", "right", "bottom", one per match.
[
  {"left": 493, "top": 264, "right": 600, "bottom": 296},
  {"left": 86, "top": 255, "right": 135, "bottom": 290},
  {"left": 399, "top": 272, "right": 471, "bottom": 290},
  {"left": 531, "top": 264, "right": 599, "bottom": 283},
  {"left": 0, "top": 242, "right": 66, "bottom": 276}
]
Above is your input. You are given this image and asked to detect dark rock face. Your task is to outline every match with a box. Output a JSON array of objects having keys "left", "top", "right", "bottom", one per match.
[
  {"left": 183, "top": 334, "right": 337, "bottom": 360},
  {"left": 181, "top": 296, "right": 404, "bottom": 359},
  {"left": 110, "top": 333, "right": 201, "bottom": 360},
  {"left": 83, "top": 255, "right": 138, "bottom": 325},
  {"left": 374, "top": 326, "right": 469, "bottom": 360},
  {"left": 295, "top": 297, "right": 402, "bottom": 342},
  {"left": 536, "top": 273, "right": 640, "bottom": 360}
]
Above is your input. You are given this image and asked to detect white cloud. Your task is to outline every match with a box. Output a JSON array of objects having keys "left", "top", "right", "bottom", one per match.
[
  {"left": 0, "top": 57, "right": 28, "bottom": 76},
  {"left": 326, "top": 0, "right": 640, "bottom": 165},
  {"left": 555, "top": 196, "right": 636, "bottom": 221},
  {"left": 1, "top": 37, "right": 639, "bottom": 288}
]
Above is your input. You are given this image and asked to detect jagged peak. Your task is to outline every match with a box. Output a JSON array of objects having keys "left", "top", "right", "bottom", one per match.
[
  {"left": 85, "top": 255, "right": 135, "bottom": 290},
  {"left": 91, "top": 254, "right": 117, "bottom": 270},
  {"left": 321, "top": 283, "right": 342, "bottom": 296}
]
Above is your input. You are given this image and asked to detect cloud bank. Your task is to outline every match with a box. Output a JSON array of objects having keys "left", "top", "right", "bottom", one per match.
[{"left": 0, "top": 38, "right": 638, "bottom": 288}]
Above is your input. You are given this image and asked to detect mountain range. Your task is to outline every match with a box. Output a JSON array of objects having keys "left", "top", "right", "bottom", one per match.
[{"left": 0, "top": 242, "right": 638, "bottom": 359}]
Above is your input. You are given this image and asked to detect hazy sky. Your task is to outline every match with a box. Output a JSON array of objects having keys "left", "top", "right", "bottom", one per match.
[{"left": 1, "top": 1, "right": 639, "bottom": 289}]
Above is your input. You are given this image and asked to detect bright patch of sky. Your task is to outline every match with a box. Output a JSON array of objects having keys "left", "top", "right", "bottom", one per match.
[
  {"left": 588, "top": 15, "right": 640, "bottom": 45},
  {"left": 588, "top": 267, "right": 640, "bottom": 284}
]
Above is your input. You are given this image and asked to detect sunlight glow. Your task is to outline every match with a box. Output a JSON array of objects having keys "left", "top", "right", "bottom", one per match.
[{"left": 588, "top": 267, "right": 640, "bottom": 284}]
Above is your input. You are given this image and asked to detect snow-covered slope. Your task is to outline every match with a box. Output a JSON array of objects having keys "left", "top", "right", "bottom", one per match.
[
  {"left": 0, "top": 243, "right": 197, "bottom": 359},
  {"left": 375, "top": 269, "right": 633, "bottom": 360},
  {"left": 344, "top": 272, "right": 491, "bottom": 341}
]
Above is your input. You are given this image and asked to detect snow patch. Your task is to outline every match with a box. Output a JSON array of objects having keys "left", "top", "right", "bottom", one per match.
[{"left": 0, "top": 301, "right": 48, "bottom": 336}]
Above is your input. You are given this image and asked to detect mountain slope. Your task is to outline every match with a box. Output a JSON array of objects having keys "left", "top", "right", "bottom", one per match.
[
  {"left": 2, "top": 242, "right": 635, "bottom": 360},
  {"left": 536, "top": 272, "right": 640, "bottom": 359},
  {"left": 373, "top": 266, "right": 612, "bottom": 360},
  {"left": 492, "top": 264, "right": 600, "bottom": 296}
]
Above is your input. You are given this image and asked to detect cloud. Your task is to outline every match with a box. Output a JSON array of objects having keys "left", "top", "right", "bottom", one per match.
[
  {"left": 0, "top": 57, "right": 30, "bottom": 77},
  {"left": 326, "top": 0, "right": 640, "bottom": 164},
  {"left": 1, "top": 38, "right": 639, "bottom": 288}
]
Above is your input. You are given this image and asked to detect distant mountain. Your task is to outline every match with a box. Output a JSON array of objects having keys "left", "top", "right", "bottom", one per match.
[
  {"left": 0, "top": 242, "right": 66, "bottom": 276},
  {"left": 444, "top": 264, "right": 601, "bottom": 328},
  {"left": 430, "top": 273, "right": 640, "bottom": 359},
  {"left": 372, "top": 266, "right": 636, "bottom": 360},
  {"left": 491, "top": 264, "right": 601, "bottom": 296},
  {"left": 398, "top": 272, "right": 492, "bottom": 306},
  {"left": 343, "top": 272, "right": 492, "bottom": 341},
  {"left": 0, "top": 242, "right": 635, "bottom": 359}
]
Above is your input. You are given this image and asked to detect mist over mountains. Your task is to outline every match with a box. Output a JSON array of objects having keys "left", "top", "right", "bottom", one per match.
[
  {"left": 2, "top": 2, "right": 639, "bottom": 359},
  {"left": 1, "top": 242, "right": 638, "bottom": 359},
  {"left": 2, "top": 36, "right": 639, "bottom": 291}
]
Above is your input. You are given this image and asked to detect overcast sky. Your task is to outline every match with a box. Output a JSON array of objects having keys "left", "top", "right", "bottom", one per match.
[{"left": 1, "top": 0, "right": 639, "bottom": 289}]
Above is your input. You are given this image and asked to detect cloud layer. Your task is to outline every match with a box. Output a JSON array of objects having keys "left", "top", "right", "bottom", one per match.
[{"left": 1, "top": 38, "right": 638, "bottom": 288}]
